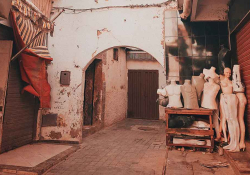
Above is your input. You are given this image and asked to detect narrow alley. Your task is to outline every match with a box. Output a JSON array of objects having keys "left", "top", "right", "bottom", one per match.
[{"left": 43, "top": 119, "right": 234, "bottom": 175}]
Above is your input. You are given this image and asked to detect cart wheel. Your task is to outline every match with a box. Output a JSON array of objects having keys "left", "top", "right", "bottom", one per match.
[
  {"left": 193, "top": 147, "right": 196, "bottom": 152},
  {"left": 209, "top": 148, "right": 213, "bottom": 153},
  {"left": 167, "top": 146, "right": 172, "bottom": 150}
]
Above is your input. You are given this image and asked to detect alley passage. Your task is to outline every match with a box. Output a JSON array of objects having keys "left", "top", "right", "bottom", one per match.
[
  {"left": 44, "top": 119, "right": 235, "bottom": 175},
  {"left": 45, "top": 119, "right": 166, "bottom": 175}
]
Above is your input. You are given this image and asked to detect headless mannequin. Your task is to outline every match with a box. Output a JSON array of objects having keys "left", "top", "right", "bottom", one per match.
[
  {"left": 220, "top": 68, "right": 240, "bottom": 152},
  {"left": 192, "top": 73, "right": 205, "bottom": 106},
  {"left": 181, "top": 80, "right": 199, "bottom": 109},
  {"left": 232, "top": 65, "right": 245, "bottom": 93},
  {"left": 203, "top": 67, "right": 220, "bottom": 83},
  {"left": 165, "top": 80, "right": 183, "bottom": 108},
  {"left": 201, "top": 78, "right": 220, "bottom": 109},
  {"left": 232, "top": 65, "right": 247, "bottom": 150},
  {"left": 201, "top": 78, "right": 220, "bottom": 140}
]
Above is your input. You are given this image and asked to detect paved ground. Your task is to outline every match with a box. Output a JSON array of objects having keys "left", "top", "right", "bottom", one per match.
[
  {"left": 44, "top": 119, "right": 167, "bottom": 175},
  {"left": 0, "top": 144, "right": 72, "bottom": 167},
  {"left": 43, "top": 119, "right": 236, "bottom": 175},
  {"left": 166, "top": 149, "right": 235, "bottom": 175}
]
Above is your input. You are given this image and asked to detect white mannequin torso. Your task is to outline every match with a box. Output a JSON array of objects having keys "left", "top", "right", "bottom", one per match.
[
  {"left": 181, "top": 80, "right": 199, "bottom": 109},
  {"left": 201, "top": 78, "right": 220, "bottom": 109},
  {"left": 165, "top": 80, "right": 183, "bottom": 108},
  {"left": 203, "top": 67, "right": 219, "bottom": 80}
]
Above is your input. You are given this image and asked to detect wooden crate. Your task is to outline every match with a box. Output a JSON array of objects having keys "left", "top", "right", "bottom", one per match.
[{"left": 165, "top": 108, "right": 215, "bottom": 152}]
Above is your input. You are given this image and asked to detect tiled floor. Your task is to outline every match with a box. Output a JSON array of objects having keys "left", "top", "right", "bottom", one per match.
[{"left": 0, "top": 143, "right": 72, "bottom": 167}]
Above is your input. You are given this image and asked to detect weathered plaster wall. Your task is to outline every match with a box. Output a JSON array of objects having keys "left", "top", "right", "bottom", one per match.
[
  {"left": 42, "top": 0, "right": 176, "bottom": 142},
  {"left": 103, "top": 48, "right": 128, "bottom": 126},
  {"left": 127, "top": 60, "right": 166, "bottom": 120}
]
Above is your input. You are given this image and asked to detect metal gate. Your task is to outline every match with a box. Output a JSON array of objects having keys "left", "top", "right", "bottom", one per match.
[
  {"left": 236, "top": 19, "right": 250, "bottom": 138},
  {"left": 128, "top": 70, "right": 159, "bottom": 120},
  {"left": 1, "top": 60, "right": 38, "bottom": 153}
]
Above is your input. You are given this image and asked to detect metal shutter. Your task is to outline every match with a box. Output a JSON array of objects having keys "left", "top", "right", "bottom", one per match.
[
  {"left": 236, "top": 20, "right": 250, "bottom": 138},
  {"left": 1, "top": 60, "right": 38, "bottom": 153}
]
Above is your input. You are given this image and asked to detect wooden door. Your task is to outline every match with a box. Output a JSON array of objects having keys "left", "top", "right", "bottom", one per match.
[
  {"left": 83, "top": 59, "right": 102, "bottom": 125},
  {"left": 128, "top": 70, "right": 159, "bottom": 120}
]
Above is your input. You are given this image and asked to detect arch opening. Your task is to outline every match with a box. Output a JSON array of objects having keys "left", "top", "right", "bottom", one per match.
[{"left": 82, "top": 46, "right": 167, "bottom": 137}]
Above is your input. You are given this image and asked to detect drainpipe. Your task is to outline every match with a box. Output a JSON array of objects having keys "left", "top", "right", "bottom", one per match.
[{"left": 180, "top": 0, "right": 192, "bottom": 20}]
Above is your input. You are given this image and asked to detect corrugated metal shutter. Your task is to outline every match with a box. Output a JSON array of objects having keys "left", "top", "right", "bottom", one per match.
[
  {"left": 1, "top": 60, "right": 38, "bottom": 153},
  {"left": 236, "top": 20, "right": 250, "bottom": 138}
]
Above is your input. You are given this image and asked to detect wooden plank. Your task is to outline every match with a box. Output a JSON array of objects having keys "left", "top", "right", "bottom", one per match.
[
  {"left": 167, "top": 143, "right": 212, "bottom": 148},
  {"left": 165, "top": 108, "right": 214, "bottom": 115},
  {"left": 166, "top": 128, "right": 214, "bottom": 136}
]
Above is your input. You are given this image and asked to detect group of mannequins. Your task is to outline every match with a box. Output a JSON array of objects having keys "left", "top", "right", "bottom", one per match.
[{"left": 157, "top": 66, "right": 247, "bottom": 152}]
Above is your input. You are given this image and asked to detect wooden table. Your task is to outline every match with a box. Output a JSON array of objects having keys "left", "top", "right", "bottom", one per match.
[{"left": 165, "top": 108, "right": 215, "bottom": 152}]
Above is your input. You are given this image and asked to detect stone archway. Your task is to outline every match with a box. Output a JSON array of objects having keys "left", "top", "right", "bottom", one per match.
[{"left": 82, "top": 46, "right": 167, "bottom": 138}]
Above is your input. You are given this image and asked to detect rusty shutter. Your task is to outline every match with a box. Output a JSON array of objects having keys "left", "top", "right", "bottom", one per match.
[
  {"left": 236, "top": 19, "right": 250, "bottom": 138},
  {"left": 1, "top": 60, "right": 38, "bottom": 153},
  {"left": 128, "top": 70, "right": 159, "bottom": 120}
]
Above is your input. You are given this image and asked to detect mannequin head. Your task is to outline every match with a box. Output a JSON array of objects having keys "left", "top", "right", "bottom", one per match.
[{"left": 224, "top": 67, "right": 231, "bottom": 79}]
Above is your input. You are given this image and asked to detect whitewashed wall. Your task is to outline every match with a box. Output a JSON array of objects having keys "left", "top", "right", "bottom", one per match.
[
  {"left": 104, "top": 48, "right": 128, "bottom": 126},
  {"left": 42, "top": 0, "right": 177, "bottom": 142}
]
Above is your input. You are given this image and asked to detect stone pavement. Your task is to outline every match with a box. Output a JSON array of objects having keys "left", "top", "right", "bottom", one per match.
[
  {"left": 44, "top": 119, "right": 167, "bottom": 175},
  {"left": 166, "top": 149, "right": 236, "bottom": 175},
  {"left": 44, "top": 118, "right": 236, "bottom": 175}
]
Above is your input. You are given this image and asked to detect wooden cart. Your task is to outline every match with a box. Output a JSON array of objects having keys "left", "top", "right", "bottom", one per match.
[{"left": 165, "top": 108, "right": 215, "bottom": 152}]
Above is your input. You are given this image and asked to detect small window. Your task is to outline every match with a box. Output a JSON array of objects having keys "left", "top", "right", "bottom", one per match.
[{"left": 113, "top": 48, "right": 118, "bottom": 61}]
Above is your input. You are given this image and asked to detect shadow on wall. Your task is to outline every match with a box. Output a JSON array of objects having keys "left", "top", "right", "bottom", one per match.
[{"left": 165, "top": 10, "right": 229, "bottom": 84}]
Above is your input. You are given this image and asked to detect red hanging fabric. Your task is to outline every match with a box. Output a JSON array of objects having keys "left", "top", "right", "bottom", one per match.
[{"left": 10, "top": 11, "right": 52, "bottom": 108}]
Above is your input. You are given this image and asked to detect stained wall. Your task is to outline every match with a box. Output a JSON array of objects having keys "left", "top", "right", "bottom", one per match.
[
  {"left": 103, "top": 48, "right": 128, "bottom": 126},
  {"left": 41, "top": 0, "right": 174, "bottom": 142}
]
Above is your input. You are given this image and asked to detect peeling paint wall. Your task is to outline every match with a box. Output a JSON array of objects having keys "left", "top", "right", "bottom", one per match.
[
  {"left": 127, "top": 60, "right": 166, "bottom": 120},
  {"left": 42, "top": 0, "right": 177, "bottom": 142},
  {"left": 103, "top": 48, "right": 128, "bottom": 126}
]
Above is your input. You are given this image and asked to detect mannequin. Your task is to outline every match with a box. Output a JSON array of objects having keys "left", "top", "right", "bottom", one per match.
[
  {"left": 158, "top": 80, "right": 183, "bottom": 108},
  {"left": 232, "top": 65, "right": 245, "bottom": 93},
  {"left": 232, "top": 65, "right": 247, "bottom": 151},
  {"left": 191, "top": 73, "right": 205, "bottom": 106},
  {"left": 181, "top": 80, "right": 199, "bottom": 109},
  {"left": 203, "top": 67, "right": 220, "bottom": 83},
  {"left": 220, "top": 68, "right": 240, "bottom": 152},
  {"left": 201, "top": 78, "right": 220, "bottom": 140},
  {"left": 201, "top": 78, "right": 220, "bottom": 109}
]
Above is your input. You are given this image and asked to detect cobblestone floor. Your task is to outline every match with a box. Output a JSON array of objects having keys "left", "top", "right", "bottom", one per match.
[{"left": 44, "top": 119, "right": 167, "bottom": 175}]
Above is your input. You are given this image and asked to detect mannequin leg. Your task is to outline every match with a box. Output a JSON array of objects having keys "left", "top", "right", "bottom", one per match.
[
  {"left": 224, "top": 95, "right": 240, "bottom": 152},
  {"left": 220, "top": 96, "right": 228, "bottom": 143},
  {"left": 236, "top": 93, "right": 247, "bottom": 150},
  {"left": 213, "top": 109, "right": 220, "bottom": 141}
]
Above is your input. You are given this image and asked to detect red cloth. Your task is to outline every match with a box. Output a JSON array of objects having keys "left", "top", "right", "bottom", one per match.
[{"left": 10, "top": 11, "right": 52, "bottom": 108}]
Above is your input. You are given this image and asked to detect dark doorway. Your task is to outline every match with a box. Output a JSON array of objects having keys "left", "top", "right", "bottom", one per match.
[
  {"left": 83, "top": 59, "right": 102, "bottom": 125},
  {"left": 128, "top": 70, "right": 159, "bottom": 120}
]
